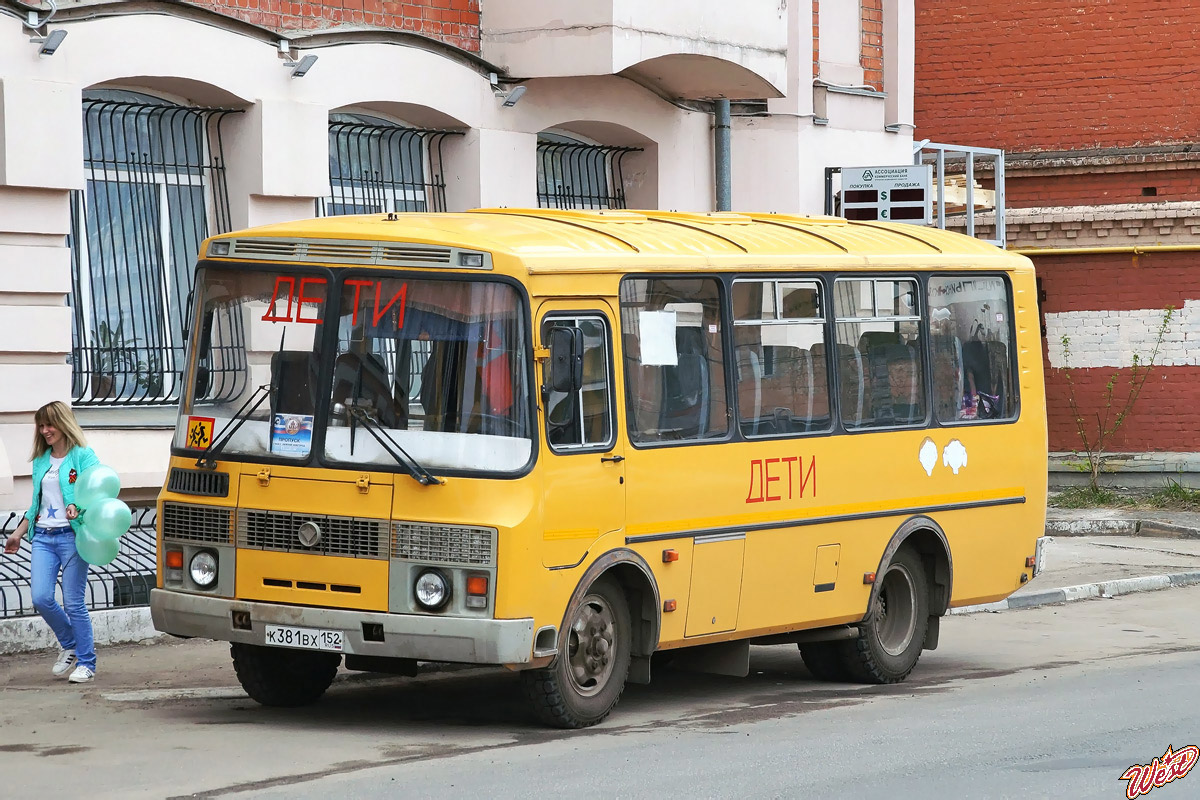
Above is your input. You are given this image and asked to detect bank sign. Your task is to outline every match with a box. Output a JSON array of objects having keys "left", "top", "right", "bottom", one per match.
[{"left": 841, "top": 164, "right": 932, "bottom": 225}]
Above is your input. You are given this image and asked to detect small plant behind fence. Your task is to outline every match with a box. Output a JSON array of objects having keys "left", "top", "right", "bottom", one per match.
[{"left": 0, "top": 507, "right": 157, "bottom": 619}]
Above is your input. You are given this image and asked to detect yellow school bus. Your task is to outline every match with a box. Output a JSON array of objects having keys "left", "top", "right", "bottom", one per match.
[{"left": 151, "top": 209, "right": 1048, "bottom": 728}]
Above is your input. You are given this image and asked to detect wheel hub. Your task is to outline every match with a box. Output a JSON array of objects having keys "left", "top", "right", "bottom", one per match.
[{"left": 566, "top": 595, "right": 616, "bottom": 696}]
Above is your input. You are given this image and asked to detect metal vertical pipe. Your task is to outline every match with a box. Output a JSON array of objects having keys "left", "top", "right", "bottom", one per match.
[{"left": 715, "top": 99, "right": 731, "bottom": 211}]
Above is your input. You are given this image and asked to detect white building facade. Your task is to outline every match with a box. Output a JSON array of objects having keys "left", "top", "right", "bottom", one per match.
[{"left": 0, "top": 0, "right": 916, "bottom": 509}]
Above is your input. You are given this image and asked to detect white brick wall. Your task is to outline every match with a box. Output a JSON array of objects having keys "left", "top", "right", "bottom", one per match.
[{"left": 1045, "top": 299, "right": 1195, "bottom": 368}]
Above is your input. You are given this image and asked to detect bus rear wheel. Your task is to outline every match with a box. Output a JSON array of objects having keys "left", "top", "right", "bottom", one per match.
[
  {"left": 840, "top": 547, "right": 929, "bottom": 684},
  {"left": 231, "top": 643, "right": 341, "bottom": 707},
  {"left": 521, "top": 577, "right": 631, "bottom": 729}
]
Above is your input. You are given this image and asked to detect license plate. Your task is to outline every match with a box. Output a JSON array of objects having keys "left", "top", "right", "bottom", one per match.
[{"left": 264, "top": 624, "right": 343, "bottom": 652}]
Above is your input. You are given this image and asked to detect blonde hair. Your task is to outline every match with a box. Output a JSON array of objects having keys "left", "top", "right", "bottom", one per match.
[{"left": 30, "top": 401, "right": 87, "bottom": 460}]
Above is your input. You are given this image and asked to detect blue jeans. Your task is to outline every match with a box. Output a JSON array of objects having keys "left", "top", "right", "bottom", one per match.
[{"left": 30, "top": 527, "right": 96, "bottom": 671}]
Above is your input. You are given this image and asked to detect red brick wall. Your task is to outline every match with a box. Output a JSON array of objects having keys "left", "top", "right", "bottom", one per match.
[
  {"left": 914, "top": 1, "right": 1200, "bottom": 152},
  {"left": 813, "top": 1, "right": 820, "bottom": 79},
  {"left": 860, "top": 0, "right": 883, "bottom": 91},
  {"left": 184, "top": 0, "right": 481, "bottom": 52},
  {"left": 1036, "top": 251, "right": 1200, "bottom": 451},
  {"left": 1006, "top": 168, "right": 1200, "bottom": 208}
]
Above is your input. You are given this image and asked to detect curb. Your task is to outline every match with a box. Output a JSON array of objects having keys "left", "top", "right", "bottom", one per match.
[
  {"left": 1045, "top": 519, "right": 1200, "bottom": 538},
  {"left": 0, "top": 607, "right": 165, "bottom": 656},
  {"left": 949, "top": 570, "right": 1200, "bottom": 615}
]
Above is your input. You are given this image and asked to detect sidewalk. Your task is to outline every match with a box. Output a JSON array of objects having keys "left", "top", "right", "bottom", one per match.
[{"left": 949, "top": 506, "right": 1200, "bottom": 614}]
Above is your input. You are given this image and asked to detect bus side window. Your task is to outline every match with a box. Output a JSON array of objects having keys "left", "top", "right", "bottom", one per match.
[
  {"left": 731, "top": 278, "right": 829, "bottom": 437},
  {"left": 834, "top": 277, "right": 924, "bottom": 429},
  {"left": 620, "top": 277, "right": 728, "bottom": 444},
  {"left": 929, "top": 275, "right": 1017, "bottom": 423}
]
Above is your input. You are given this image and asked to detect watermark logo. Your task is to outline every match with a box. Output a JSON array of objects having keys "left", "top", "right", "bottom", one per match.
[{"left": 1119, "top": 745, "right": 1198, "bottom": 799}]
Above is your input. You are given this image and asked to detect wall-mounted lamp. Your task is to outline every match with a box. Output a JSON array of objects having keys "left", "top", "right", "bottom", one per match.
[
  {"left": 278, "top": 39, "right": 317, "bottom": 78},
  {"left": 29, "top": 28, "right": 67, "bottom": 56},
  {"left": 500, "top": 85, "right": 527, "bottom": 108},
  {"left": 287, "top": 54, "right": 318, "bottom": 78}
]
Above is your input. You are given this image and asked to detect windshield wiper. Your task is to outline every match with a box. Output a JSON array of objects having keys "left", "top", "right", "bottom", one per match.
[
  {"left": 195, "top": 382, "right": 272, "bottom": 470},
  {"left": 196, "top": 330, "right": 284, "bottom": 470},
  {"left": 347, "top": 404, "right": 443, "bottom": 486}
]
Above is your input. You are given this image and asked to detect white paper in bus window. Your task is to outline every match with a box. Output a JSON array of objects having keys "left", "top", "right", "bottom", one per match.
[{"left": 638, "top": 310, "right": 678, "bottom": 366}]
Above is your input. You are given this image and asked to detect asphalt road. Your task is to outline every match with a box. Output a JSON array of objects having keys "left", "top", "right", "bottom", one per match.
[{"left": 2, "top": 585, "right": 1198, "bottom": 799}]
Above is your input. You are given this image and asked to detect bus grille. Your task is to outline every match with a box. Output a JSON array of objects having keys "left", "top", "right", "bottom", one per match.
[
  {"left": 167, "top": 467, "right": 230, "bottom": 497},
  {"left": 391, "top": 522, "right": 496, "bottom": 567},
  {"left": 237, "top": 509, "right": 390, "bottom": 559},
  {"left": 162, "top": 502, "right": 233, "bottom": 544}
]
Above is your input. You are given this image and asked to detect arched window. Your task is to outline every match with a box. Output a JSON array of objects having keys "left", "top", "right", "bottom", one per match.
[
  {"left": 536, "top": 131, "right": 641, "bottom": 210},
  {"left": 322, "top": 113, "right": 460, "bottom": 216},
  {"left": 71, "top": 89, "right": 239, "bottom": 406}
]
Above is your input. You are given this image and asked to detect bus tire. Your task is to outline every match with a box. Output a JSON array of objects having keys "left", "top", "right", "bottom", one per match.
[
  {"left": 520, "top": 577, "right": 631, "bottom": 729},
  {"left": 230, "top": 643, "right": 341, "bottom": 708},
  {"left": 840, "top": 547, "right": 929, "bottom": 684},
  {"left": 799, "top": 641, "right": 848, "bottom": 681}
]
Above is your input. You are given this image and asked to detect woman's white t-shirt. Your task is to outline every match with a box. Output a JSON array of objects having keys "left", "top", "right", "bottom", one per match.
[{"left": 37, "top": 455, "right": 71, "bottom": 529}]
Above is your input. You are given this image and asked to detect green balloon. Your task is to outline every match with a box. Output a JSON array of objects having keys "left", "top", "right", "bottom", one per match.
[
  {"left": 85, "top": 497, "right": 133, "bottom": 542},
  {"left": 76, "top": 529, "right": 120, "bottom": 566},
  {"left": 75, "top": 465, "right": 121, "bottom": 507}
]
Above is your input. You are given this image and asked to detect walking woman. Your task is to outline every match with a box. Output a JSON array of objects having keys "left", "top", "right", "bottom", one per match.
[{"left": 3, "top": 401, "right": 101, "bottom": 683}]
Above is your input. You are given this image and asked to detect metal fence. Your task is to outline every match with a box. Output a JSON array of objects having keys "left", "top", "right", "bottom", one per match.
[
  {"left": 70, "top": 99, "right": 239, "bottom": 407},
  {"left": 321, "top": 122, "right": 461, "bottom": 216},
  {"left": 536, "top": 140, "right": 641, "bottom": 210},
  {"left": 0, "top": 508, "right": 158, "bottom": 619}
]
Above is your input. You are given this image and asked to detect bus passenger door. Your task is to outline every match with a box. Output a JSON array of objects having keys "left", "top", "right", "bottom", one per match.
[{"left": 538, "top": 304, "right": 625, "bottom": 568}]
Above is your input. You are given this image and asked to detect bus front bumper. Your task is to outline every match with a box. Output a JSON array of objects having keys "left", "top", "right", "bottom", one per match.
[{"left": 149, "top": 589, "right": 536, "bottom": 665}]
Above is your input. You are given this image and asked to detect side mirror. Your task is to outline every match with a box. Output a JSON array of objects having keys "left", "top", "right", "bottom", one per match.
[{"left": 547, "top": 326, "right": 583, "bottom": 393}]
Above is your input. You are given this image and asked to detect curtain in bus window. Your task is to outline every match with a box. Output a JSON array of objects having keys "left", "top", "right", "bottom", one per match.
[{"left": 619, "top": 277, "right": 727, "bottom": 443}]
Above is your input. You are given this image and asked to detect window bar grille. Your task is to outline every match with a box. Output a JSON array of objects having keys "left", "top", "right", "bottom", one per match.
[
  {"left": 0, "top": 507, "right": 159, "bottom": 618},
  {"left": 321, "top": 123, "right": 461, "bottom": 216},
  {"left": 536, "top": 141, "right": 641, "bottom": 210},
  {"left": 71, "top": 100, "right": 240, "bottom": 406}
]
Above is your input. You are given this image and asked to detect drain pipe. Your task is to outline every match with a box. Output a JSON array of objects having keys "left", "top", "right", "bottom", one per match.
[{"left": 714, "top": 98, "right": 731, "bottom": 211}]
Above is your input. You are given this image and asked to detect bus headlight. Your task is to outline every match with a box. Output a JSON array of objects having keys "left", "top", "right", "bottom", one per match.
[
  {"left": 414, "top": 569, "right": 450, "bottom": 611},
  {"left": 189, "top": 551, "right": 218, "bottom": 589}
]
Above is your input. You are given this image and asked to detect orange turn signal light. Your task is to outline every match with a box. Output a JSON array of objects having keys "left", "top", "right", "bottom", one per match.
[
  {"left": 1025, "top": 556, "right": 1036, "bottom": 568},
  {"left": 662, "top": 549, "right": 679, "bottom": 563},
  {"left": 466, "top": 576, "right": 488, "bottom": 596},
  {"left": 862, "top": 572, "right": 876, "bottom": 585},
  {"left": 663, "top": 599, "right": 677, "bottom": 612},
  {"left": 165, "top": 550, "right": 184, "bottom": 569}
]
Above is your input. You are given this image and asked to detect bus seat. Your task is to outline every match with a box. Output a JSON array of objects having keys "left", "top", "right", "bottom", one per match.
[
  {"left": 271, "top": 350, "right": 320, "bottom": 417},
  {"left": 736, "top": 345, "right": 764, "bottom": 435},
  {"left": 867, "top": 343, "right": 922, "bottom": 424},
  {"left": 660, "top": 352, "right": 709, "bottom": 438},
  {"left": 332, "top": 350, "right": 400, "bottom": 428},
  {"left": 815, "top": 342, "right": 865, "bottom": 425},
  {"left": 858, "top": 330, "right": 903, "bottom": 354},
  {"left": 807, "top": 346, "right": 832, "bottom": 422},
  {"left": 623, "top": 332, "right": 663, "bottom": 441},
  {"left": 928, "top": 334, "right": 964, "bottom": 421}
]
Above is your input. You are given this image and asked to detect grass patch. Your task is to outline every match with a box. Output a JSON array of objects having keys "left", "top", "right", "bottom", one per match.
[
  {"left": 1050, "top": 486, "right": 1135, "bottom": 509},
  {"left": 1144, "top": 480, "right": 1200, "bottom": 511}
]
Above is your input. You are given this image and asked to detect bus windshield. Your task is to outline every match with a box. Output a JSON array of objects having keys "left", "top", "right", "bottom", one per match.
[{"left": 174, "top": 267, "right": 532, "bottom": 474}]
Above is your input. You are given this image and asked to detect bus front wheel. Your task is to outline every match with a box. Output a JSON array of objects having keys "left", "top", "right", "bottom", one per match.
[
  {"left": 521, "top": 577, "right": 631, "bottom": 729},
  {"left": 231, "top": 643, "right": 341, "bottom": 707},
  {"left": 841, "top": 547, "right": 929, "bottom": 684}
]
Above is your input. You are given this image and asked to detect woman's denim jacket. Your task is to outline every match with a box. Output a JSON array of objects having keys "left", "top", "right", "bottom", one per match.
[{"left": 22, "top": 445, "right": 100, "bottom": 540}]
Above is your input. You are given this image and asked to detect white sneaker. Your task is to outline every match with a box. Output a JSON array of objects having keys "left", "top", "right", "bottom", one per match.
[
  {"left": 67, "top": 665, "right": 94, "bottom": 684},
  {"left": 51, "top": 649, "right": 76, "bottom": 677}
]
